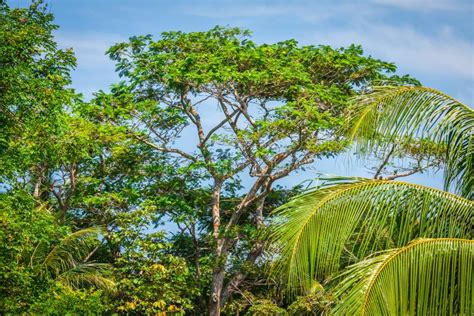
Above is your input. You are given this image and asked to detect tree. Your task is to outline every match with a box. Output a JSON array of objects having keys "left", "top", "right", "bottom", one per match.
[
  {"left": 271, "top": 87, "right": 474, "bottom": 313},
  {"left": 0, "top": 0, "right": 77, "bottom": 198},
  {"left": 98, "top": 26, "right": 414, "bottom": 314}
]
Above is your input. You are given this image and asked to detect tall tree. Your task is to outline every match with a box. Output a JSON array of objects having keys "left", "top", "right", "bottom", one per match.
[
  {"left": 99, "top": 27, "right": 415, "bottom": 314},
  {"left": 0, "top": 0, "right": 77, "bottom": 198}
]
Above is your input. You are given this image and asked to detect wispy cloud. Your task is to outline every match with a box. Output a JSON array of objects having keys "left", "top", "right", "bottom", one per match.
[
  {"left": 54, "top": 32, "right": 125, "bottom": 98},
  {"left": 184, "top": 3, "right": 288, "bottom": 18},
  {"left": 314, "top": 24, "right": 473, "bottom": 79},
  {"left": 182, "top": 2, "right": 377, "bottom": 23},
  {"left": 370, "top": 0, "right": 473, "bottom": 12},
  {"left": 55, "top": 32, "right": 124, "bottom": 69}
]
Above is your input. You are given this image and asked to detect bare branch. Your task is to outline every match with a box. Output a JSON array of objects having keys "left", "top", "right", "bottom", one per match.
[
  {"left": 373, "top": 144, "right": 396, "bottom": 179},
  {"left": 131, "top": 133, "right": 197, "bottom": 162},
  {"left": 384, "top": 162, "right": 438, "bottom": 180}
]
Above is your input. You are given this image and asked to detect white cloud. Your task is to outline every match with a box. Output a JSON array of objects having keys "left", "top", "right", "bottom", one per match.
[
  {"left": 370, "top": 0, "right": 473, "bottom": 12},
  {"left": 54, "top": 32, "right": 125, "bottom": 69},
  {"left": 314, "top": 24, "right": 474, "bottom": 79}
]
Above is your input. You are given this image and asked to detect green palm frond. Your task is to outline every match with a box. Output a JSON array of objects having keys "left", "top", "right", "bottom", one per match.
[
  {"left": 349, "top": 86, "right": 473, "bottom": 199},
  {"left": 57, "top": 263, "right": 115, "bottom": 290},
  {"left": 40, "top": 227, "right": 100, "bottom": 276},
  {"left": 331, "top": 238, "right": 474, "bottom": 315},
  {"left": 34, "top": 227, "right": 114, "bottom": 289},
  {"left": 270, "top": 177, "right": 473, "bottom": 295}
]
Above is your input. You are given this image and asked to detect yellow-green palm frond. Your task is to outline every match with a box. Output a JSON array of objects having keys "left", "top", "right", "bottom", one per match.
[
  {"left": 40, "top": 227, "right": 100, "bottom": 276},
  {"left": 349, "top": 86, "right": 473, "bottom": 199},
  {"left": 270, "top": 177, "right": 473, "bottom": 295},
  {"left": 35, "top": 227, "right": 114, "bottom": 289},
  {"left": 56, "top": 263, "right": 115, "bottom": 290},
  {"left": 331, "top": 238, "right": 474, "bottom": 315}
]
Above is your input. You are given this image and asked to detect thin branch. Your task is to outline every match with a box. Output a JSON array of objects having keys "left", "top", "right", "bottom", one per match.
[
  {"left": 131, "top": 133, "right": 197, "bottom": 162},
  {"left": 373, "top": 144, "right": 396, "bottom": 179},
  {"left": 384, "top": 162, "right": 437, "bottom": 180},
  {"left": 202, "top": 108, "right": 239, "bottom": 144}
]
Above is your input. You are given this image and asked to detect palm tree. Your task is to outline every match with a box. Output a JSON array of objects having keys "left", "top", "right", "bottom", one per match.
[
  {"left": 348, "top": 86, "right": 473, "bottom": 199},
  {"left": 332, "top": 238, "right": 473, "bottom": 315},
  {"left": 30, "top": 226, "right": 114, "bottom": 290},
  {"left": 272, "top": 180, "right": 474, "bottom": 314},
  {"left": 271, "top": 86, "right": 474, "bottom": 314}
]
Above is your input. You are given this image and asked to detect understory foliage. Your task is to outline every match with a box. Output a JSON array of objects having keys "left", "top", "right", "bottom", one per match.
[
  {"left": 0, "top": 193, "right": 108, "bottom": 314},
  {"left": 1, "top": 1, "right": 472, "bottom": 315}
]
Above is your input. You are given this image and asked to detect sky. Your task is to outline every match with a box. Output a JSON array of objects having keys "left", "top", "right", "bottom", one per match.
[{"left": 10, "top": 0, "right": 474, "bottom": 189}]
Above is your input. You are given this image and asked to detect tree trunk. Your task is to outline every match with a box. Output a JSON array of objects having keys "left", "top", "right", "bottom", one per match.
[
  {"left": 209, "top": 179, "right": 224, "bottom": 315},
  {"left": 211, "top": 180, "right": 223, "bottom": 239},
  {"left": 219, "top": 197, "right": 267, "bottom": 308},
  {"left": 209, "top": 265, "right": 226, "bottom": 316}
]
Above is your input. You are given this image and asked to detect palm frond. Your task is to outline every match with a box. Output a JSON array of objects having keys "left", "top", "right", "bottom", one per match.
[
  {"left": 56, "top": 262, "right": 115, "bottom": 290},
  {"left": 40, "top": 227, "right": 101, "bottom": 276},
  {"left": 270, "top": 177, "right": 473, "bottom": 295},
  {"left": 331, "top": 238, "right": 474, "bottom": 315},
  {"left": 349, "top": 86, "right": 474, "bottom": 199},
  {"left": 36, "top": 227, "right": 115, "bottom": 290}
]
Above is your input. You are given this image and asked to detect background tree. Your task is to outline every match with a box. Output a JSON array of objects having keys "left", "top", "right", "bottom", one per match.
[
  {"left": 0, "top": 0, "right": 77, "bottom": 198},
  {"left": 0, "top": 2, "right": 197, "bottom": 313}
]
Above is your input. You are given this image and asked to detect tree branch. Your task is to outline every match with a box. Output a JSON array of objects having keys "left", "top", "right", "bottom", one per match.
[{"left": 131, "top": 133, "right": 197, "bottom": 162}]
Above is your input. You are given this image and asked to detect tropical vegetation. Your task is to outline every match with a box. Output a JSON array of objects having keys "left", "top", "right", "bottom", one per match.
[
  {"left": 272, "top": 86, "right": 473, "bottom": 314},
  {"left": 0, "top": 1, "right": 472, "bottom": 315}
]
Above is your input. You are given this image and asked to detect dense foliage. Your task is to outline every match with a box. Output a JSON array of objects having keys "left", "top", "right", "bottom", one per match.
[{"left": 1, "top": 1, "right": 471, "bottom": 315}]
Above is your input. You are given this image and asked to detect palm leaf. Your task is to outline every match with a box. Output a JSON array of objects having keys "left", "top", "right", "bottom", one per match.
[
  {"left": 56, "top": 263, "right": 115, "bottom": 290},
  {"left": 40, "top": 227, "right": 100, "bottom": 276},
  {"left": 331, "top": 238, "right": 474, "bottom": 315},
  {"left": 36, "top": 227, "right": 114, "bottom": 289},
  {"left": 348, "top": 86, "right": 473, "bottom": 199},
  {"left": 270, "top": 177, "right": 473, "bottom": 295}
]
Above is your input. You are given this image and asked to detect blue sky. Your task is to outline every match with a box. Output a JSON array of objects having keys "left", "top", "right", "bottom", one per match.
[
  {"left": 13, "top": 0, "right": 471, "bottom": 104},
  {"left": 10, "top": 0, "right": 474, "bottom": 189}
]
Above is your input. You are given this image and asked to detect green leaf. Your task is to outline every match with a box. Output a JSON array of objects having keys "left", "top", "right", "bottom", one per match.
[{"left": 349, "top": 86, "right": 474, "bottom": 199}]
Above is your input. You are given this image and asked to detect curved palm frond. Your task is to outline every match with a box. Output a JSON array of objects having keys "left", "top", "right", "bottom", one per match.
[
  {"left": 40, "top": 227, "right": 99, "bottom": 274},
  {"left": 35, "top": 227, "right": 114, "bottom": 289},
  {"left": 56, "top": 263, "right": 115, "bottom": 290},
  {"left": 331, "top": 238, "right": 474, "bottom": 315},
  {"left": 348, "top": 86, "right": 474, "bottom": 199},
  {"left": 270, "top": 177, "right": 473, "bottom": 295}
]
